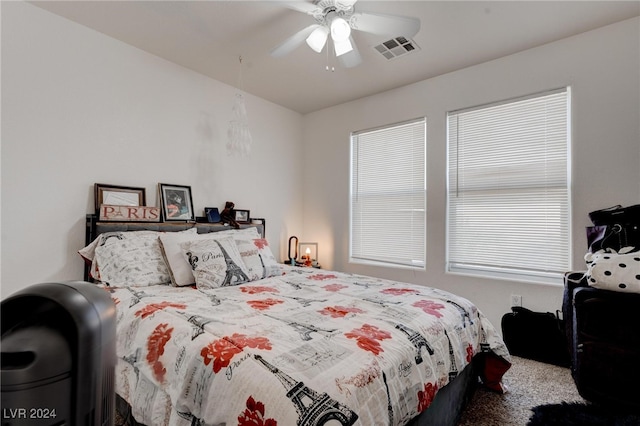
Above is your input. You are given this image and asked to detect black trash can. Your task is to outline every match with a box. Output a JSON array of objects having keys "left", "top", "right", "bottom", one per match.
[
  {"left": 1, "top": 282, "right": 116, "bottom": 426},
  {"left": 2, "top": 325, "right": 72, "bottom": 425}
]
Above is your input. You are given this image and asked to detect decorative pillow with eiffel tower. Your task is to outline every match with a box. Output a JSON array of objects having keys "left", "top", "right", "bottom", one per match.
[
  {"left": 181, "top": 235, "right": 251, "bottom": 289},
  {"left": 159, "top": 227, "right": 260, "bottom": 287}
]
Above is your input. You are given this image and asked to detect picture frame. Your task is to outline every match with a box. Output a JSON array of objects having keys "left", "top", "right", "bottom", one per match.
[
  {"left": 94, "top": 183, "right": 146, "bottom": 212},
  {"left": 205, "top": 207, "right": 221, "bottom": 223},
  {"left": 158, "top": 183, "right": 195, "bottom": 221},
  {"left": 234, "top": 209, "right": 250, "bottom": 224}
]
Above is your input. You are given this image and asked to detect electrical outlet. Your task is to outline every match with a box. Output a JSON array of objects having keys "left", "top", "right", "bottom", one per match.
[{"left": 510, "top": 294, "right": 522, "bottom": 307}]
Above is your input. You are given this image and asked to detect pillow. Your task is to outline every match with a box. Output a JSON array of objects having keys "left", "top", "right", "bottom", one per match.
[
  {"left": 180, "top": 236, "right": 251, "bottom": 289},
  {"left": 585, "top": 247, "right": 640, "bottom": 293},
  {"left": 93, "top": 230, "right": 193, "bottom": 286},
  {"left": 79, "top": 235, "right": 101, "bottom": 263},
  {"left": 78, "top": 236, "right": 102, "bottom": 279},
  {"left": 159, "top": 227, "right": 260, "bottom": 286},
  {"left": 234, "top": 238, "right": 280, "bottom": 281},
  {"left": 80, "top": 228, "right": 197, "bottom": 285}
]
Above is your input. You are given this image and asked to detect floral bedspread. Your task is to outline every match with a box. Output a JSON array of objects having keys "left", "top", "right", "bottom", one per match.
[{"left": 105, "top": 266, "right": 510, "bottom": 426}]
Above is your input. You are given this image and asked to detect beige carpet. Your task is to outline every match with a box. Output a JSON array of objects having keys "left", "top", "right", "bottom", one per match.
[{"left": 457, "top": 356, "right": 584, "bottom": 425}]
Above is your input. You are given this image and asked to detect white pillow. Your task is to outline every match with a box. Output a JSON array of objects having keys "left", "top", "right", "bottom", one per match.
[
  {"left": 80, "top": 228, "right": 197, "bottom": 284},
  {"left": 181, "top": 236, "right": 251, "bottom": 289},
  {"left": 159, "top": 227, "right": 260, "bottom": 286},
  {"left": 93, "top": 230, "right": 192, "bottom": 286},
  {"left": 585, "top": 247, "right": 640, "bottom": 293}
]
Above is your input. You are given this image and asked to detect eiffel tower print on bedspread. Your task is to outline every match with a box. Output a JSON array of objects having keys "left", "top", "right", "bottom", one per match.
[{"left": 254, "top": 355, "right": 358, "bottom": 426}]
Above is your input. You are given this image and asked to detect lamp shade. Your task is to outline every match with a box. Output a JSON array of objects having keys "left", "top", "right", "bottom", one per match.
[
  {"left": 330, "top": 17, "right": 351, "bottom": 42},
  {"left": 306, "top": 26, "right": 329, "bottom": 53},
  {"left": 334, "top": 38, "right": 353, "bottom": 57}
]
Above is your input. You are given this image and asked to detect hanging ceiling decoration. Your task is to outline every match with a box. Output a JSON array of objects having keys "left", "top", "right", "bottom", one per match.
[
  {"left": 270, "top": 0, "right": 420, "bottom": 68},
  {"left": 227, "top": 56, "right": 252, "bottom": 157}
]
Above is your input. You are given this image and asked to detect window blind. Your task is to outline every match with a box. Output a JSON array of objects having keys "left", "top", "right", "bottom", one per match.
[
  {"left": 447, "top": 88, "right": 570, "bottom": 284},
  {"left": 350, "top": 118, "right": 426, "bottom": 268}
]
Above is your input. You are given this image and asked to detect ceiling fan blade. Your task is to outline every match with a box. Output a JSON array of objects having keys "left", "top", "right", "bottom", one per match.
[
  {"left": 279, "top": 1, "right": 320, "bottom": 15},
  {"left": 349, "top": 12, "right": 420, "bottom": 38},
  {"left": 338, "top": 36, "right": 362, "bottom": 68},
  {"left": 336, "top": 0, "right": 358, "bottom": 9},
  {"left": 270, "top": 24, "right": 322, "bottom": 57}
]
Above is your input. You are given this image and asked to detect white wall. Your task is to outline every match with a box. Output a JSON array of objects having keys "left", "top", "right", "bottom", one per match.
[
  {"left": 302, "top": 17, "right": 640, "bottom": 329},
  {"left": 1, "top": 2, "right": 304, "bottom": 298},
  {"left": 3, "top": 3, "right": 638, "bottom": 333}
]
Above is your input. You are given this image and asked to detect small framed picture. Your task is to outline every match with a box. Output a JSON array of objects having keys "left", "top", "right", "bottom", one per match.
[
  {"left": 95, "top": 183, "right": 146, "bottom": 212},
  {"left": 205, "top": 207, "right": 221, "bottom": 223},
  {"left": 234, "top": 209, "right": 250, "bottom": 224},
  {"left": 159, "top": 183, "right": 194, "bottom": 221}
]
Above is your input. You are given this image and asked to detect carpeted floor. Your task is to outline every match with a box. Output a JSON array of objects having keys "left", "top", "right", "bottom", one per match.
[{"left": 457, "top": 355, "right": 585, "bottom": 425}]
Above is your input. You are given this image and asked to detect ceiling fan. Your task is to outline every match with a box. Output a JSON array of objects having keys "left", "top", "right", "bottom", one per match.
[{"left": 270, "top": 0, "right": 421, "bottom": 68}]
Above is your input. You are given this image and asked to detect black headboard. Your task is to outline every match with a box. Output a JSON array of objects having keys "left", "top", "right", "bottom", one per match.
[{"left": 84, "top": 214, "right": 266, "bottom": 280}]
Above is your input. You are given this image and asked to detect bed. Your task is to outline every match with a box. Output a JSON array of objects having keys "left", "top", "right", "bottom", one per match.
[{"left": 81, "top": 215, "right": 511, "bottom": 426}]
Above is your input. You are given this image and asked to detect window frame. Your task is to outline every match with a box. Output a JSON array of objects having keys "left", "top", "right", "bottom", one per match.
[
  {"left": 349, "top": 117, "right": 427, "bottom": 269},
  {"left": 445, "top": 88, "right": 572, "bottom": 285}
]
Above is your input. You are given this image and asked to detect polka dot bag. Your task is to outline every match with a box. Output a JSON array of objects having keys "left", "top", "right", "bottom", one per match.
[{"left": 585, "top": 247, "right": 640, "bottom": 293}]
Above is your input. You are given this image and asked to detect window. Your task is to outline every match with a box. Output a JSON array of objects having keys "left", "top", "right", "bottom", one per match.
[
  {"left": 447, "top": 88, "right": 571, "bottom": 284},
  {"left": 350, "top": 118, "right": 426, "bottom": 268}
]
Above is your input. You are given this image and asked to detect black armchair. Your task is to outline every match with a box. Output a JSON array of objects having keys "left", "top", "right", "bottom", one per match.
[{"left": 562, "top": 272, "right": 640, "bottom": 410}]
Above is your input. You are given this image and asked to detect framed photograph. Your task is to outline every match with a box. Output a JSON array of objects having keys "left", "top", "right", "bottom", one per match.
[
  {"left": 204, "top": 207, "right": 221, "bottom": 223},
  {"left": 95, "top": 183, "right": 145, "bottom": 212},
  {"left": 234, "top": 209, "right": 250, "bottom": 224},
  {"left": 159, "top": 183, "right": 195, "bottom": 221}
]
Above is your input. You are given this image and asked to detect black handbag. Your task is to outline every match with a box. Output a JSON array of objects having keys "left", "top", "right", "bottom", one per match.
[
  {"left": 501, "top": 307, "right": 570, "bottom": 367},
  {"left": 586, "top": 204, "right": 640, "bottom": 252}
]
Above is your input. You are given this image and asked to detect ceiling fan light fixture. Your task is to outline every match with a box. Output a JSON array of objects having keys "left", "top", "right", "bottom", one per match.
[
  {"left": 330, "top": 17, "right": 351, "bottom": 42},
  {"left": 306, "top": 26, "right": 329, "bottom": 53},
  {"left": 334, "top": 38, "right": 353, "bottom": 57}
]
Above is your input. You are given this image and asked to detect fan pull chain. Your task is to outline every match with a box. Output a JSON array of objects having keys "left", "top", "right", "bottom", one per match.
[{"left": 325, "top": 40, "right": 335, "bottom": 72}]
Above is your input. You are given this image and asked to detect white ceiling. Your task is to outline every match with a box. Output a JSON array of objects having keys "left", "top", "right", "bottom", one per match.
[{"left": 31, "top": 1, "right": 640, "bottom": 114}]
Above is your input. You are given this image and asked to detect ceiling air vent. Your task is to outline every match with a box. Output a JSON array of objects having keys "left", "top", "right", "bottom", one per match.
[{"left": 374, "top": 36, "right": 420, "bottom": 60}]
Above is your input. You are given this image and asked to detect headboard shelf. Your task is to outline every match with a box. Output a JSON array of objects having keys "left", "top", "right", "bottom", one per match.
[{"left": 85, "top": 214, "right": 265, "bottom": 245}]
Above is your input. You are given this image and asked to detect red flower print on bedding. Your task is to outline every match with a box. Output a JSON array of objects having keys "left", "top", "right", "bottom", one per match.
[
  {"left": 201, "top": 333, "right": 272, "bottom": 373},
  {"left": 147, "top": 323, "right": 174, "bottom": 383},
  {"left": 247, "top": 298, "right": 284, "bottom": 310},
  {"left": 135, "top": 301, "right": 187, "bottom": 319},
  {"left": 381, "top": 288, "right": 420, "bottom": 296},
  {"left": 238, "top": 396, "right": 277, "bottom": 426},
  {"left": 319, "top": 306, "right": 364, "bottom": 318},
  {"left": 253, "top": 239, "right": 270, "bottom": 250},
  {"left": 417, "top": 382, "right": 438, "bottom": 413},
  {"left": 308, "top": 273, "right": 338, "bottom": 281},
  {"left": 345, "top": 324, "right": 392, "bottom": 355},
  {"left": 412, "top": 300, "right": 445, "bottom": 318},
  {"left": 323, "top": 283, "right": 347, "bottom": 292},
  {"left": 242, "top": 286, "right": 279, "bottom": 294}
]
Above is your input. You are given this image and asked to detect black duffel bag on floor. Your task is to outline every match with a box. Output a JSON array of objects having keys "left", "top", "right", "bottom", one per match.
[{"left": 501, "top": 306, "right": 570, "bottom": 367}]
